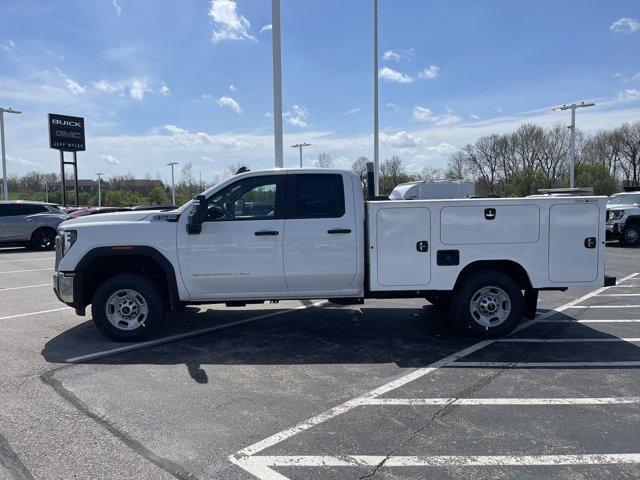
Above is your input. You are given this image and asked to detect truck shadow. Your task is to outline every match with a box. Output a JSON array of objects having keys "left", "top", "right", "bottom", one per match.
[{"left": 41, "top": 304, "right": 640, "bottom": 384}]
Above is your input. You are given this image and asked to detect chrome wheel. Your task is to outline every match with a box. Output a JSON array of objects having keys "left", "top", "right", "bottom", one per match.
[
  {"left": 469, "top": 286, "right": 511, "bottom": 328},
  {"left": 105, "top": 289, "right": 148, "bottom": 331},
  {"left": 624, "top": 228, "right": 639, "bottom": 244}
]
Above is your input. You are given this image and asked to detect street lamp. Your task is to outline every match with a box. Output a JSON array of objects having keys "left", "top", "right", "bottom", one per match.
[
  {"left": 552, "top": 101, "right": 595, "bottom": 188},
  {"left": 95, "top": 172, "right": 104, "bottom": 207},
  {"left": 272, "top": 0, "right": 283, "bottom": 168},
  {"left": 372, "top": 0, "right": 380, "bottom": 196},
  {"left": 0, "top": 107, "right": 22, "bottom": 201},
  {"left": 291, "top": 143, "right": 311, "bottom": 168},
  {"left": 166, "top": 162, "right": 178, "bottom": 206}
]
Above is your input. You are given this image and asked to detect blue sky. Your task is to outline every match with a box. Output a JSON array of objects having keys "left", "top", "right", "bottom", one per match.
[{"left": 0, "top": 0, "right": 639, "bottom": 181}]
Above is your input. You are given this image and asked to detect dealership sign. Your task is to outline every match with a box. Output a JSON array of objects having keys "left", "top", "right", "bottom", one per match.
[{"left": 48, "top": 113, "right": 86, "bottom": 151}]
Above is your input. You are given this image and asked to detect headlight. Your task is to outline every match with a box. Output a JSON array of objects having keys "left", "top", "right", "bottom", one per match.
[
  {"left": 610, "top": 210, "right": 625, "bottom": 221},
  {"left": 59, "top": 230, "right": 77, "bottom": 257}
]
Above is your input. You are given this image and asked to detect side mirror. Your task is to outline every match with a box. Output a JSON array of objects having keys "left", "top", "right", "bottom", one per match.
[{"left": 187, "top": 195, "right": 206, "bottom": 234}]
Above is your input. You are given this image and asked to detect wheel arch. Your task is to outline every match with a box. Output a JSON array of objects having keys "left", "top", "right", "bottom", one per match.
[
  {"left": 454, "top": 259, "right": 533, "bottom": 291},
  {"left": 74, "top": 246, "right": 181, "bottom": 311}
]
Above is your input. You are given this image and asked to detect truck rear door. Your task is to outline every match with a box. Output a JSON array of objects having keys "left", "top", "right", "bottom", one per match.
[{"left": 283, "top": 173, "right": 358, "bottom": 292}]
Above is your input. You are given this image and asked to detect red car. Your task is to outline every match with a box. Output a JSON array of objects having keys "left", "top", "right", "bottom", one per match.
[{"left": 67, "top": 207, "right": 130, "bottom": 219}]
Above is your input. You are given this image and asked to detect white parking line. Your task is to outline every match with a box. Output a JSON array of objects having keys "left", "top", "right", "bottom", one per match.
[
  {"left": 0, "top": 307, "right": 71, "bottom": 321},
  {"left": 0, "top": 283, "right": 50, "bottom": 292},
  {"left": 65, "top": 301, "right": 328, "bottom": 363},
  {"left": 362, "top": 397, "right": 640, "bottom": 406},
  {"left": 570, "top": 305, "right": 640, "bottom": 309},
  {"left": 0, "top": 267, "right": 53, "bottom": 274},
  {"left": 541, "top": 319, "right": 640, "bottom": 323},
  {"left": 229, "top": 272, "right": 640, "bottom": 479},
  {"left": 499, "top": 337, "right": 640, "bottom": 343},
  {"left": 0, "top": 257, "right": 53, "bottom": 263},
  {"left": 600, "top": 293, "right": 640, "bottom": 297},
  {"left": 238, "top": 453, "right": 640, "bottom": 470},
  {"left": 451, "top": 361, "right": 640, "bottom": 368}
]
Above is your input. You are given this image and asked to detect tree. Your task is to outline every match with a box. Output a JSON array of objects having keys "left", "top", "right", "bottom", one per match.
[
  {"left": 149, "top": 186, "right": 168, "bottom": 205},
  {"left": 351, "top": 156, "right": 369, "bottom": 173},
  {"left": 379, "top": 156, "right": 418, "bottom": 195},
  {"left": 572, "top": 163, "right": 619, "bottom": 196},
  {"left": 503, "top": 168, "right": 548, "bottom": 197},
  {"left": 314, "top": 153, "right": 333, "bottom": 168},
  {"left": 617, "top": 122, "right": 640, "bottom": 186}
]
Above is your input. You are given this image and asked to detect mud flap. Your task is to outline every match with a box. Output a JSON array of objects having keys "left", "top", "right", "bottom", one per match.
[{"left": 523, "top": 289, "right": 539, "bottom": 320}]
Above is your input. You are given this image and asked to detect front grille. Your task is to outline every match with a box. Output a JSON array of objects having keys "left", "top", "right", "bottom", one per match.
[{"left": 54, "top": 235, "right": 62, "bottom": 270}]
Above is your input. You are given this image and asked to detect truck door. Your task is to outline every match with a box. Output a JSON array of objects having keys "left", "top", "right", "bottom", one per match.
[
  {"left": 283, "top": 173, "right": 357, "bottom": 292},
  {"left": 549, "top": 202, "right": 600, "bottom": 283},
  {"left": 177, "top": 174, "right": 288, "bottom": 297}
]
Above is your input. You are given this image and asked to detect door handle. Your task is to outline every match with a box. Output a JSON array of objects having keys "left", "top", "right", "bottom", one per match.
[
  {"left": 255, "top": 230, "right": 279, "bottom": 236},
  {"left": 327, "top": 228, "right": 351, "bottom": 234},
  {"left": 584, "top": 236, "right": 597, "bottom": 249},
  {"left": 416, "top": 240, "right": 429, "bottom": 252}
]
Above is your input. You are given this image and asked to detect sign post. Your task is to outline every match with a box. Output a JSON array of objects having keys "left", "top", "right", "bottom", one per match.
[{"left": 48, "top": 114, "right": 85, "bottom": 207}]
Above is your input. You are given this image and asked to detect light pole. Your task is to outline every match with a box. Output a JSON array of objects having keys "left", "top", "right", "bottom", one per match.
[
  {"left": 0, "top": 107, "right": 22, "bottom": 201},
  {"left": 166, "top": 162, "right": 178, "bottom": 205},
  {"left": 372, "top": 0, "right": 380, "bottom": 196},
  {"left": 272, "top": 0, "right": 284, "bottom": 168},
  {"left": 291, "top": 143, "right": 311, "bottom": 167},
  {"left": 553, "top": 101, "right": 595, "bottom": 188},
  {"left": 95, "top": 172, "right": 103, "bottom": 207}
]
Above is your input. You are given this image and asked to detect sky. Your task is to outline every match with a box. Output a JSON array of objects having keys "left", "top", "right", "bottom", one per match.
[{"left": 0, "top": 0, "right": 639, "bottom": 183}]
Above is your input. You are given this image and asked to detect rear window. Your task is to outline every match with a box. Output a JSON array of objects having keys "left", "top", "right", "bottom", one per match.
[{"left": 289, "top": 174, "right": 345, "bottom": 219}]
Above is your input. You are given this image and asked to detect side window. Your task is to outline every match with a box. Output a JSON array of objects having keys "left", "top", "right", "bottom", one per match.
[
  {"left": 22, "top": 205, "right": 47, "bottom": 215},
  {"left": 1, "top": 204, "right": 25, "bottom": 216},
  {"left": 206, "top": 175, "right": 282, "bottom": 221},
  {"left": 288, "top": 174, "right": 345, "bottom": 219}
]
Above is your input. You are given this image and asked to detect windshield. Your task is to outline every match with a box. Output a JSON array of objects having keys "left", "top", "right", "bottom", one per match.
[{"left": 608, "top": 194, "right": 640, "bottom": 207}]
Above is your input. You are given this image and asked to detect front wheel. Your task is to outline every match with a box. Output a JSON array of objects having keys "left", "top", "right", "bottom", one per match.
[
  {"left": 29, "top": 227, "right": 56, "bottom": 250},
  {"left": 451, "top": 271, "right": 523, "bottom": 338},
  {"left": 622, "top": 225, "right": 640, "bottom": 247},
  {"left": 91, "top": 274, "right": 164, "bottom": 341}
]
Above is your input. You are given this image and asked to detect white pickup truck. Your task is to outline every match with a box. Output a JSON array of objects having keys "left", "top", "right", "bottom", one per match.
[{"left": 53, "top": 166, "right": 613, "bottom": 341}]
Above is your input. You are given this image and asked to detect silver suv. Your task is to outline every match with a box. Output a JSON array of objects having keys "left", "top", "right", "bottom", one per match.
[
  {"left": 0, "top": 201, "right": 68, "bottom": 250},
  {"left": 606, "top": 192, "right": 640, "bottom": 247}
]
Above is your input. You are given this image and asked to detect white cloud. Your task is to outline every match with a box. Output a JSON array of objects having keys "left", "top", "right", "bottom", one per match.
[
  {"left": 283, "top": 105, "right": 310, "bottom": 127},
  {"left": 112, "top": 0, "right": 122, "bottom": 15},
  {"left": 382, "top": 50, "right": 401, "bottom": 61},
  {"left": 264, "top": 111, "right": 273, "bottom": 118},
  {"left": 129, "top": 78, "right": 149, "bottom": 100},
  {"left": 434, "top": 112, "right": 462, "bottom": 125},
  {"left": 159, "top": 83, "right": 171, "bottom": 96},
  {"left": 260, "top": 24, "right": 272, "bottom": 33},
  {"left": 217, "top": 95, "right": 243, "bottom": 114},
  {"left": 209, "top": 0, "right": 256, "bottom": 43},
  {"left": 386, "top": 102, "right": 401, "bottom": 112},
  {"left": 419, "top": 65, "right": 440, "bottom": 79},
  {"left": 93, "top": 79, "right": 123, "bottom": 95},
  {"left": 633, "top": 73, "right": 640, "bottom": 82},
  {"left": 412, "top": 106, "right": 433, "bottom": 121},
  {"left": 229, "top": 84, "right": 237, "bottom": 91},
  {"left": 617, "top": 89, "right": 640, "bottom": 101},
  {"left": 1, "top": 39, "right": 15, "bottom": 51},
  {"left": 378, "top": 66, "right": 413, "bottom": 84},
  {"left": 341, "top": 107, "right": 362, "bottom": 116},
  {"left": 101, "top": 154, "right": 120, "bottom": 166},
  {"left": 610, "top": 17, "right": 640, "bottom": 33},
  {"left": 64, "top": 78, "right": 86, "bottom": 95},
  {"left": 6, "top": 155, "right": 42, "bottom": 169},
  {"left": 381, "top": 131, "right": 420, "bottom": 148},
  {"left": 469, "top": 113, "right": 480, "bottom": 120}
]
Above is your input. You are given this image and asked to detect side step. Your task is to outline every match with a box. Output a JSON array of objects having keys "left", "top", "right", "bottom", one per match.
[{"left": 605, "top": 275, "right": 617, "bottom": 287}]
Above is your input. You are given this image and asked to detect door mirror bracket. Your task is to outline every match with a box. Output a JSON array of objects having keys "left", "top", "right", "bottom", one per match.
[{"left": 187, "top": 195, "right": 206, "bottom": 235}]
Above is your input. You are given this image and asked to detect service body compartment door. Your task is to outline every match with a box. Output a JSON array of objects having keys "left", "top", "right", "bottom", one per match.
[
  {"left": 549, "top": 203, "right": 600, "bottom": 282},
  {"left": 376, "top": 207, "right": 431, "bottom": 287}
]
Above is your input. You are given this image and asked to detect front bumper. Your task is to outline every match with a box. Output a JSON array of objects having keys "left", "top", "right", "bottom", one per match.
[{"left": 606, "top": 222, "right": 623, "bottom": 239}]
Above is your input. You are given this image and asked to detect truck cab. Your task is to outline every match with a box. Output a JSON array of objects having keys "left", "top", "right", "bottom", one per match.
[{"left": 54, "top": 167, "right": 611, "bottom": 341}]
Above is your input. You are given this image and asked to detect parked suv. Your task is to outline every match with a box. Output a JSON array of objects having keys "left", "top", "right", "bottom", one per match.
[
  {"left": 0, "top": 201, "right": 68, "bottom": 250},
  {"left": 606, "top": 192, "right": 640, "bottom": 246}
]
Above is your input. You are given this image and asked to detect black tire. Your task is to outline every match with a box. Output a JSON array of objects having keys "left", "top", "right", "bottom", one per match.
[
  {"left": 29, "top": 227, "right": 57, "bottom": 250},
  {"left": 91, "top": 274, "right": 164, "bottom": 341},
  {"left": 451, "top": 271, "right": 523, "bottom": 338},
  {"left": 621, "top": 225, "right": 640, "bottom": 247},
  {"left": 424, "top": 293, "right": 451, "bottom": 308}
]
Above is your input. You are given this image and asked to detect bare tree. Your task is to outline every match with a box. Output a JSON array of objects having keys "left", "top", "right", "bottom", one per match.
[
  {"left": 351, "top": 156, "right": 369, "bottom": 173},
  {"left": 618, "top": 122, "right": 640, "bottom": 186},
  {"left": 314, "top": 153, "right": 333, "bottom": 168}
]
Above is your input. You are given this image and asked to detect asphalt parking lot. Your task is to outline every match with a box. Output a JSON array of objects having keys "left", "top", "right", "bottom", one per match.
[{"left": 1, "top": 245, "right": 640, "bottom": 480}]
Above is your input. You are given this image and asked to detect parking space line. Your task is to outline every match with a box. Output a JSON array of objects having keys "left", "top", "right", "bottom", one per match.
[
  {"left": 0, "top": 307, "right": 71, "bottom": 321},
  {"left": 450, "top": 361, "right": 640, "bottom": 368},
  {"left": 0, "top": 257, "right": 53, "bottom": 263},
  {"left": 569, "top": 305, "right": 640, "bottom": 309},
  {"left": 230, "top": 272, "right": 639, "bottom": 473},
  {"left": 362, "top": 397, "right": 640, "bottom": 405},
  {"left": 0, "top": 267, "right": 53, "bottom": 274},
  {"left": 599, "top": 293, "right": 640, "bottom": 297},
  {"left": 239, "top": 453, "right": 640, "bottom": 469},
  {"left": 540, "top": 319, "right": 640, "bottom": 323},
  {"left": 499, "top": 337, "right": 640, "bottom": 343},
  {"left": 65, "top": 301, "right": 328, "bottom": 363},
  {"left": 0, "top": 283, "right": 50, "bottom": 292}
]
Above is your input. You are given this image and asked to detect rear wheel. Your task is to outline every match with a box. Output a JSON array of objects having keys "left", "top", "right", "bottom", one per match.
[
  {"left": 29, "top": 227, "right": 56, "bottom": 250},
  {"left": 91, "top": 274, "right": 164, "bottom": 341},
  {"left": 622, "top": 225, "right": 640, "bottom": 247},
  {"left": 451, "top": 271, "right": 523, "bottom": 338}
]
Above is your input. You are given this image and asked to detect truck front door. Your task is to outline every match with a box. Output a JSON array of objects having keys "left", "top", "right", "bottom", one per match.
[
  {"left": 178, "top": 174, "right": 288, "bottom": 298},
  {"left": 283, "top": 173, "right": 358, "bottom": 292}
]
